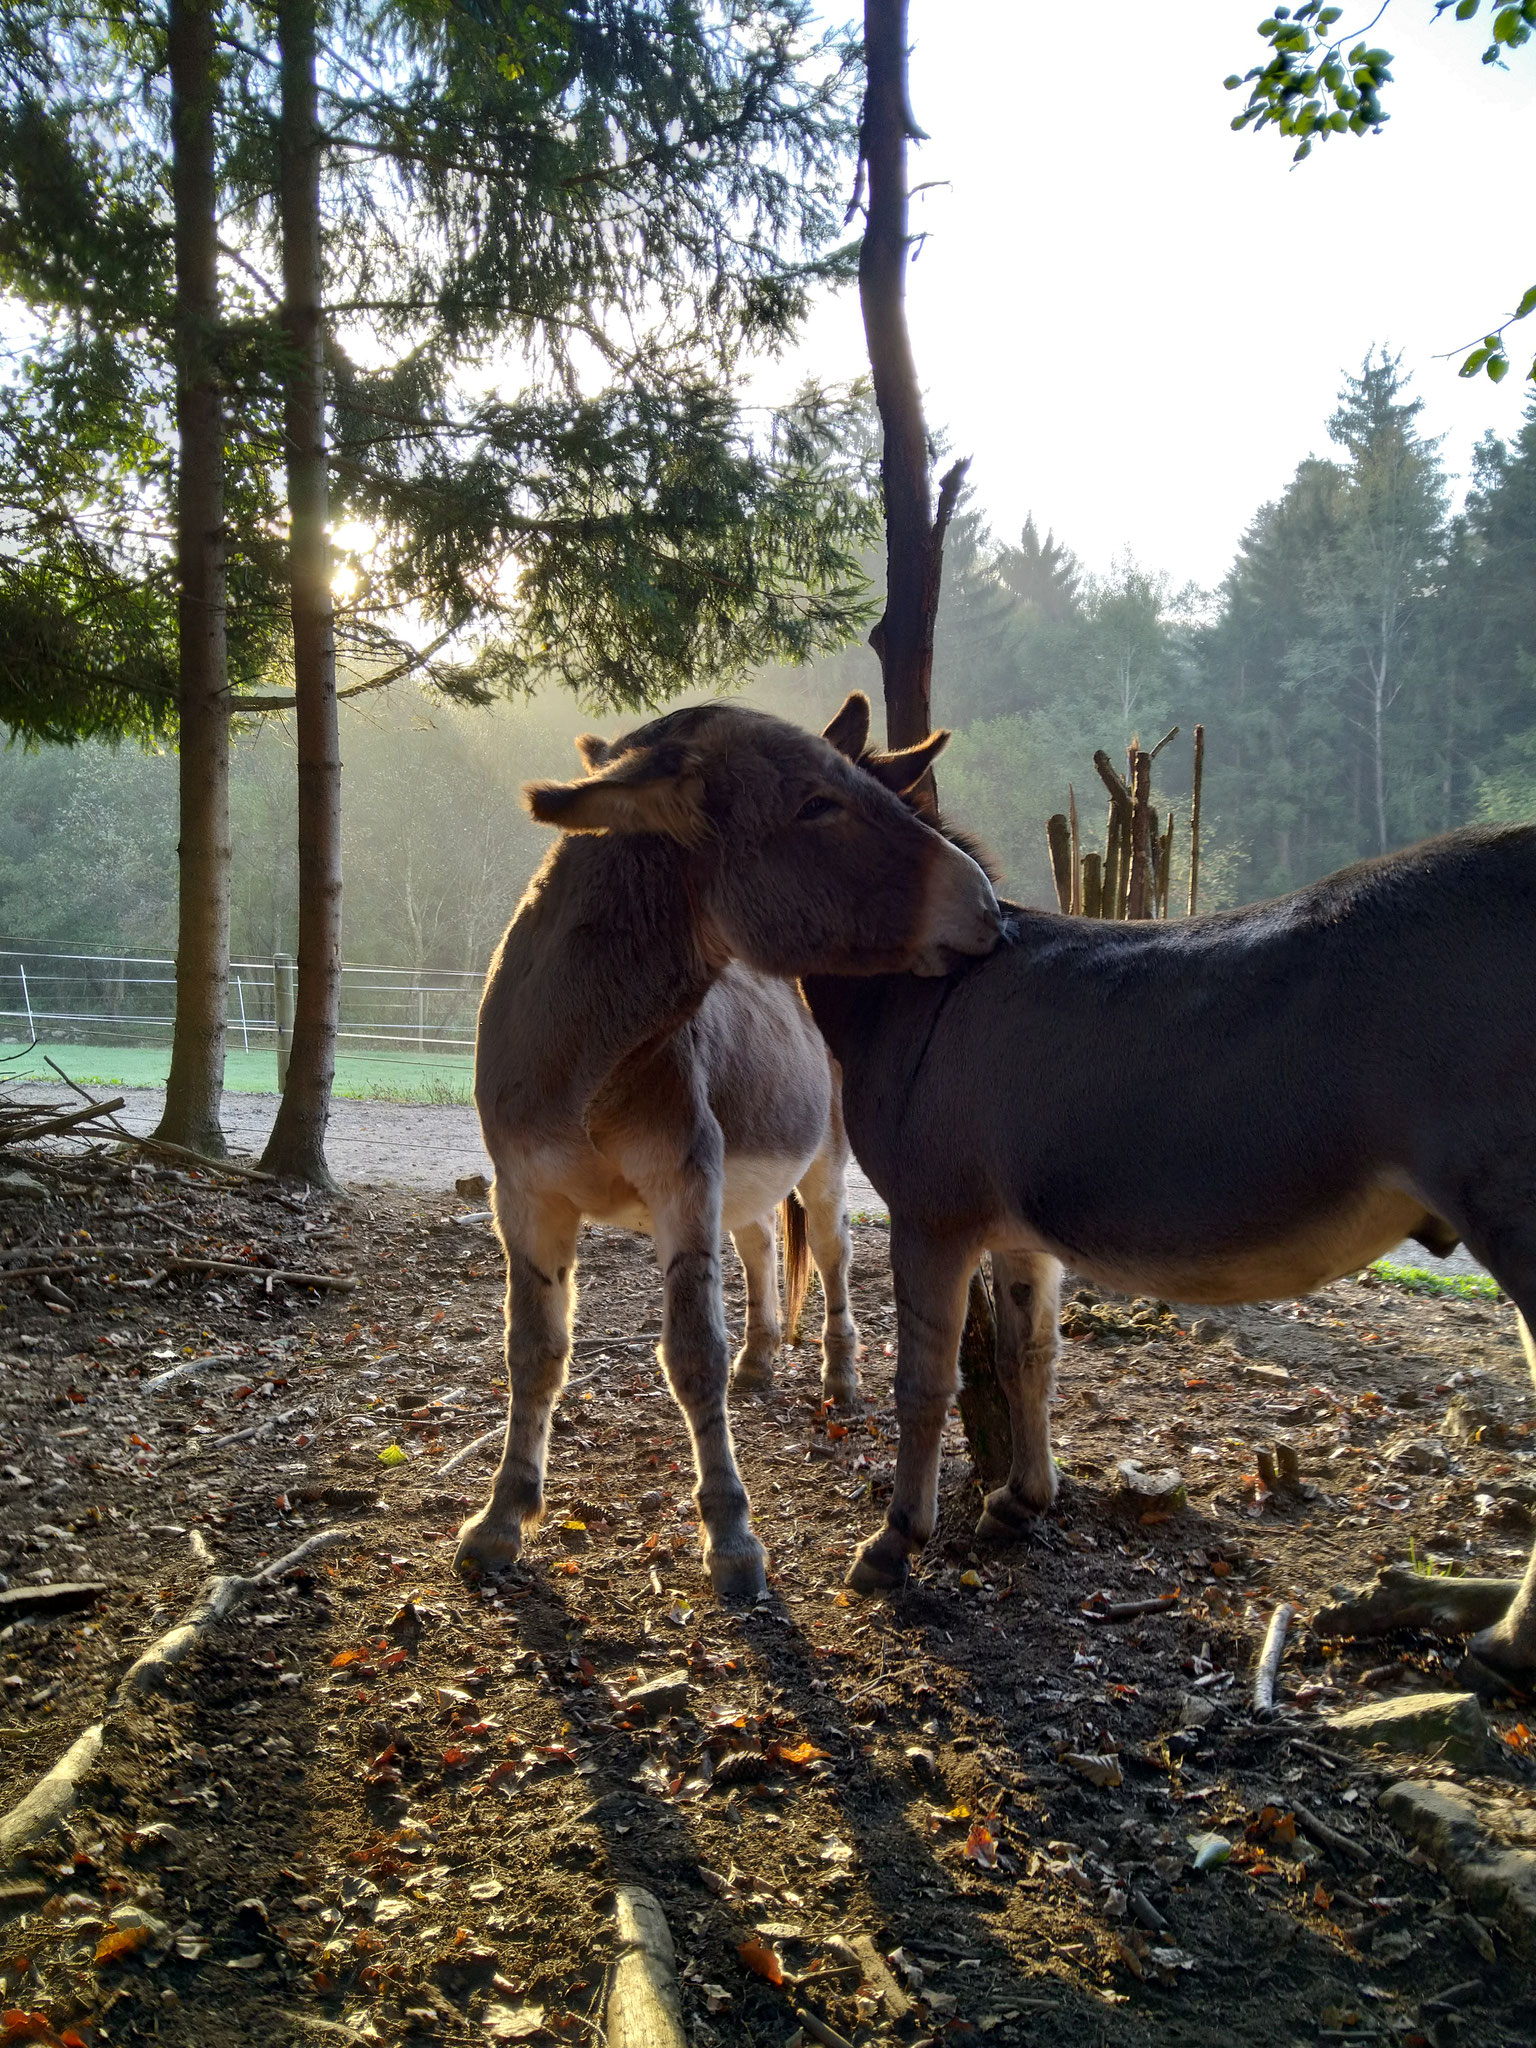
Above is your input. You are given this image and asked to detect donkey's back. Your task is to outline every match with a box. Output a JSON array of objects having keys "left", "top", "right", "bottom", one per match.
[{"left": 815, "top": 823, "right": 1536, "bottom": 1303}]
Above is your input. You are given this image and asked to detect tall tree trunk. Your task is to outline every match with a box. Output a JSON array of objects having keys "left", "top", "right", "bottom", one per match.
[
  {"left": 858, "top": 0, "right": 966, "bottom": 783},
  {"left": 261, "top": 0, "right": 341, "bottom": 1186},
  {"left": 857, "top": 0, "right": 1005, "bottom": 1477},
  {"left": 156, "top": 0, "right": 230, "bottom": 1160}
]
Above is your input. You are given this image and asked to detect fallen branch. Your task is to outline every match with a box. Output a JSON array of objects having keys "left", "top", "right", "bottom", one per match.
[
  {"left": 0, "top": 1097, "right": 127, "bottom": 1147},
  {"left": 1253, "top": 1601, "right": 1295, "bottom": 1717},
  {"left": 160, "top": 1253, "right": 356, "bottom": 1289},
  {"left": 439, "top": 1426, "right": 501, "bottom": 1475},
  {"left": 1290, "top": 1799, "right": 1370, "bottom": 1867},
  {"left": 606, "top": 1883, "right": 688, "bottom": 2048},
  {"left": 1314, "top": 1564, "right": 1518, "bottom": 1642},
  {"left": 0, "top": 1582, "right": 108, "bottom": 1622},
  {"left": 1081, "top": 1592, "right": 1181, "bottom": 1624},
  {"left": 0, "top": 1722, "right": 104, "bottom": 1869},
  {"left": 142, "top": 1351, "right": 239, "bottom": 1393},
  {"left": 114, "top": 1527, "right": 348, "bottom": 1700}
]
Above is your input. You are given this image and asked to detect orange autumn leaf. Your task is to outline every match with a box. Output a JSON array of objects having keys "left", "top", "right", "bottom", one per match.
[
  {"left": 963, "top": 1821, "right": 998, "bottom": 1868},
  {"left": 737, "top": 1939, "right": 783, "bottom": 1986},
  {"left": 94, "top": 1926, "right": 149, "bottom": 1964},
  {"left": 1, "top": 2016, "right": 65, "bottom": 2048},
  {"left": 770, "top": 1740, "right": 829, "bottom": 1768},
  {"left": 330, "top": 1648, "right": 368, "bottom": 1669}
]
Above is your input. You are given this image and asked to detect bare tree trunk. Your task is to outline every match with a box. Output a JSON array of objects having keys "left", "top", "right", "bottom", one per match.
[
  {"left": 261, "top": 0, "right": 340, "bottom": 1187},
  {"left": 156, "top": 0, "right": 230, "bottom": 1160},
  {"left": 1371, "top": 657, "right": 1389, "bottom": 854},
  {"left": 858, "top": 0, "right": 966, "bottom": 781},
  {"left": 857, "top": 0, "right": 1004, "bottom": 1470}
]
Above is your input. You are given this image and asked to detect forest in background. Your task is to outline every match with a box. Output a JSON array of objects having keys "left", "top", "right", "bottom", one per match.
[{"left": 4, "top": 351, "right": 1535, "bottom": 971}]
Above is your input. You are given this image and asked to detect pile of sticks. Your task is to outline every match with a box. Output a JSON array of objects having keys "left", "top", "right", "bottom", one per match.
[{"left": 1046, "top": 724, "right": 1205, "bottom": 921}]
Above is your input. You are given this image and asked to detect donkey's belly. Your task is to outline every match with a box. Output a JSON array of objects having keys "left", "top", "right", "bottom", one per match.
[
  {"left": 560, "top": 1149, "right": 815, "bottom": 1239},
  {"left": 1000, "top": 1185, "right": 1428, "bottom": 1306}
]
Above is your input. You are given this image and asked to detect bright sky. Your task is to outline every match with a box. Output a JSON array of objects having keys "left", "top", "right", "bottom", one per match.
[{"left": 770, "top": 0, "right": 1536, "bottom": 589}]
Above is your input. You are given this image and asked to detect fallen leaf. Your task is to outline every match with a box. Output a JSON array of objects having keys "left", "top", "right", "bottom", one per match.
[
  {"left": 737, "top": 1938, "right": 783, "bottom": 1985},
  {"left": 93, "top": 1926, "right": 149, "bottom": 1964},
  {"left": 768, "top": 1740, "right": 829, "bottom": 1768},
  {"left": 377, "top": 1444, "right": 408, "bottom": 1467},
  {"left": 331, "top": 1648, "right": 368, "bottom": 1669},
  {"left": 1062, "top": 1750, "right": 1123, "bottom": 1789},
  {"left": 964, "top": 1821, "right": 999, "bottom": 1868}
]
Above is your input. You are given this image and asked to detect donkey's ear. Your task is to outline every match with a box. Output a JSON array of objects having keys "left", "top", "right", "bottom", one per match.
[
  {"left": 525, "top": 744, "right": 709, "bottom": 844},
  {"left": 821, "top": 692, "right": 871, "bottom": 761},
  {"left": 862, "top": 729, "right": 950, "bottom": 794},
  {"left": 574, "top": 732, "right": 611, "bottom": 772}
]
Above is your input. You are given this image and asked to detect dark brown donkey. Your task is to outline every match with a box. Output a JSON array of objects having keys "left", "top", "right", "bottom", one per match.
[
  {"left": 455, "top": 713, "right": 1000, "bottom": 1599},
  {"left": 520, "top": 692, "right": 1536, "bottom": 1685}
]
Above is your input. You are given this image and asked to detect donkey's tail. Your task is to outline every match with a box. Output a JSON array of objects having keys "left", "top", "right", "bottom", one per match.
[{"left": 780, "top": 1188, "right": 811, "bottom": 1347}]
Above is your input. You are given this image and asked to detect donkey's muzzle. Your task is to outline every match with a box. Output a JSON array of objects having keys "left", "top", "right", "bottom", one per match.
[{"left": 910, "top": 840, "right": 1003, "bottom": 976}]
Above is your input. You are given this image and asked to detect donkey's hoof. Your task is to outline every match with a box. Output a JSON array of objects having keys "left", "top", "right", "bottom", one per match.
[
  {"left": 453, "top": 1508, "right": 525, "bottom": 1576},
  {"left": 706, "top": 1536, "right": 768, "bottom": 1604},
  {"left": 977, "top": 1475, "right": 1056, "bottom": 1545},
  {"left": 730, "top": 1347, "right": 776, "bottom": 1395},
  {"left": 1467, "top": 1620, "right": 1536, "bottom": 1694},
  {"left": 821, "top": 1366, "right": 861, "bottom": 1409},
  {"left": 846, "top": 1532, "right": 911, "bottom": 1597}
]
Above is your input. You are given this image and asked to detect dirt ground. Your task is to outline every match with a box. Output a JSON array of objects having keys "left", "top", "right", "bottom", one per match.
[{"left": 1, "top": 1144, "right": 1535, "bottom": 2048}]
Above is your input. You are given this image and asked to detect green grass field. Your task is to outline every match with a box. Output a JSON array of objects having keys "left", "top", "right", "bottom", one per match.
[{"left": 0, "top": 1040, "right": 473, "bottom": 1104}]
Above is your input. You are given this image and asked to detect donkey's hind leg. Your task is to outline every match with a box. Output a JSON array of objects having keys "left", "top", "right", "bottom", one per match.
[
  {"left": 455, "top": 1184, "right": 580, "bottom": 1575},
  {"left": 1420, "top": 1183, "right": 1536, "bottom": 1685},
  {"left": 847, "top": 1223, "right": 974, "bottom": 1595},
  {"left": 729, "top": 1216, "right": 781, "bottom": 1393},
  {"left": 976, "top": 1250, "right": 1063, "bottom": 1543},
  {"left": 797, "top": 1102, "right": 861, "bottom": 1405},
  {"left": 652, "top": 1145, "right": 768, "bottom": 1602}
]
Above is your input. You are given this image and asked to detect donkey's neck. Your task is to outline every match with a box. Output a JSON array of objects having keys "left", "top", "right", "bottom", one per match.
[{"left": 477, "top": 832, "right": 717, "bottom": 1144}]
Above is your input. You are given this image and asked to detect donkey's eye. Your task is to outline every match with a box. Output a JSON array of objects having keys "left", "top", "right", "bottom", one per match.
[{"left": 796, "top": 795, "right": 839, "bottom": 824}]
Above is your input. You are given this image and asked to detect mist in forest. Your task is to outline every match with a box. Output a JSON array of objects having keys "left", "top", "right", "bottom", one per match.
[{"left": 4, "top": 355, "right": 1534, "bottom": 973}]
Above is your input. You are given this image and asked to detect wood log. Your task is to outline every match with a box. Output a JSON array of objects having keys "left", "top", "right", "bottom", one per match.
[
  {"left": 1045, "top": 813, "right": 1073, "bottom": 913},
  {"left": 0, "top": 1723, "right": 104, "bottom": 1869},
  {"left": 1313, "top": 1563, "right": 1518, "bottom": 1641},
  {"left": 1188, "top": 722, "right": 1205, "bottom": 915},
  {"left": 1127, "top": 746, "right": 1154, "bottom": 919},
  {"left": 1081, "top": 851, "right": 1103, "bottom": 920},
  {"left": 1158, "top": 808, "right": 1177, "bottom": 917},
  {"left": 606, "top": 1884, "right": 688, "bottom": 2048},
  {"left": 0, "top": 1582, "right": 108, "bottom": 1621},
  {"left": 1067, "top": 785, "right": 1081, "bottom": 913},
  {"left": 1253, "top": 1601, "right": 1294, "bottom": 1717},
  {"left": 0, "top": 1098, "right": 127, "bottom": 1147}
]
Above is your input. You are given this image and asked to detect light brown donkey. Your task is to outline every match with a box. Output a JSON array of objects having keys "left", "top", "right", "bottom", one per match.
[{"left": 454, "top": 701, "right": 993, "bottom": 1599}]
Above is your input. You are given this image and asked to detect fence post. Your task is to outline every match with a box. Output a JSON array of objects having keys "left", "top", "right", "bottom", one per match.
[
  {"left": 17, "top": 962, "right": 35, "bottom": 1046},
  {"left": 273, "top": 952, "right": 295, "bottom": 1091}
]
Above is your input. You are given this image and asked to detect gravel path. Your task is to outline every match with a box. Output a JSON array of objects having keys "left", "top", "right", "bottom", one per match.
[{"left": 8, "top": 1080, "right": 1482, "bottom": 1274}]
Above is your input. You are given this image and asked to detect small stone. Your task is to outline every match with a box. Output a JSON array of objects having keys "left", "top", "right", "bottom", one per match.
[
  {"left": 1240, "top": 1360, "right": 1291, "bottom": 1386},
  {"left": 1115, "top": 1460, "right": 1186, "bottom": 1512},
  {"left": 1189, "top": 1318, "right": 1221, "bottom": 1345},
  {"left": 905, "top": 1746, "right": 937, "bottom": 1782},
  {"left": 1387, "top": 1436, "right": 1449, "bottom": 1475},
  {"left": 0, "top": 1171, "right": 46, "bottom": 1203},
  {"left": 639, "top": 1489, "right": 665, "bottom": 1516},
  {"left": 620, "top": 1670, "right": 691, "bottom": 1720},
  {"left": 1325, "top": 1690, "right": 1502, "bottom": 1772},
  {"left": 455, "top": 1173, "right": 490, "bottom": 1201}
]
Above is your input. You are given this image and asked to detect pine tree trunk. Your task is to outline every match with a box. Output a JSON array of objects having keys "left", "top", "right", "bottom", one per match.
[
  {"left": 156, "top": 0, "right": 230, "bottom": 1160},
  {"left": 261, "top": 0, "right": 340, "bottom": 1187}
]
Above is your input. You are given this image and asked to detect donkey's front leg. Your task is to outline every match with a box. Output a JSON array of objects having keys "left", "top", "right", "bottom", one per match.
[
  {"left": 847, "top": 1223, "right": 975, "bottom": 1595},
  {"left": 455, "top": 1185, "right": 580, "bottom": 1575},
  {"left": 653, "top": 1147, "right": 768, "bottom": 1602},
  {"left": 976, "top": 1250, "right": 1063, "bottom": 1543}
]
